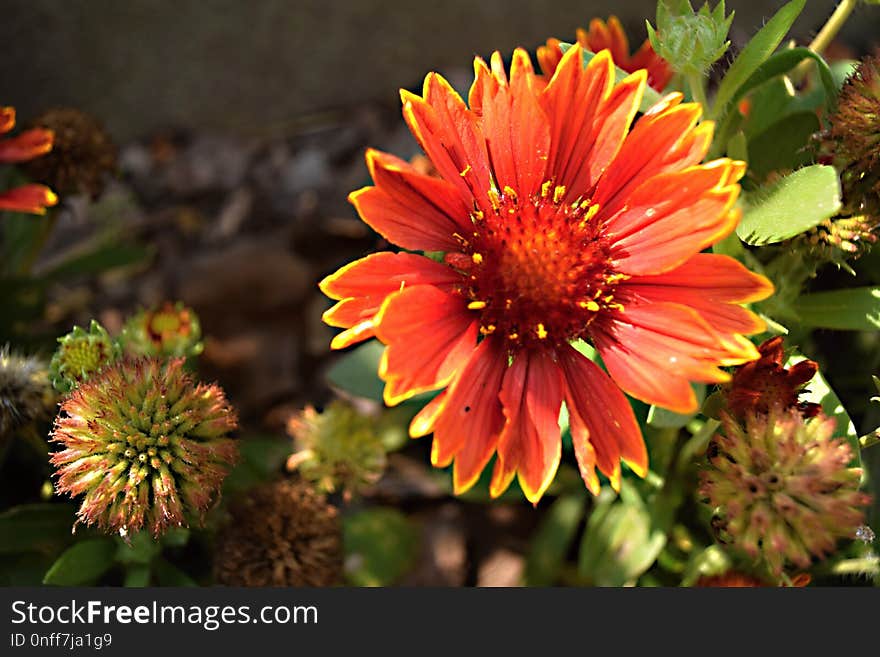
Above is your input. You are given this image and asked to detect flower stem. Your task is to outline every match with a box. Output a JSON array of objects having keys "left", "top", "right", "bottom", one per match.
[
  {"left": 686, "top": 73, "right": 710, "bottom": 114},
  {"left": 808, "top": 0, "right": 858, "bottom": 57},
  {"left": 793, "top": 0, "right": 858, "bottom": 81}
]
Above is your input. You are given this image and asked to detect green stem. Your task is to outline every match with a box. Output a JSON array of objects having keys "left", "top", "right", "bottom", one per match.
[
  {"left": 808, "top": 0, "right": 858, "bottom": 56},
  {"left": 793, "top": 0, "right": 858, "bottom": 81},
  {"left": 860, "top": 430, "right": 880, "bottom": 450},
  {"left": 686, "top": 73, "right": 710, "bottom": 114}
]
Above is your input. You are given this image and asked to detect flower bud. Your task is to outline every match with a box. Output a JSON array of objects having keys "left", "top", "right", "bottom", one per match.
[
  {"left": 51, "top": 357, "right": 238, "bottom": 537},
  {"left": 120, "top": 301, "right": 203, "bottom": 359},
  {"left": 49, "top": 320, "right": 120, "bottom": 393},
  {"left": 286, "top": 400, "right": 388, "bottom": 499},
  {"left": 647, "top": 0, "right": 733, "bottom": 78},
  {"left": 213, "top": 479, "right": 342, "bottom": 586}
]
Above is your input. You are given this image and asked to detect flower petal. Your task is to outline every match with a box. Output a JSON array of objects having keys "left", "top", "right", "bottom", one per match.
[
  {"left": 594, "top": 94, "right": 713, "bottom": 217},
  {"left": 0, "top": 184, "right": 58, "bottom": 215},
  {"left": 606, "top": 161, "right": 742, "bottom": 275},
  {"left": 402, "top": 73, "right": 491, "bottom": 204},
  {"left": 592, "top": 302, "right": 758, "bottom": 414},
  {"left": 621, "top": 253, "right": 773, "bottom": 336},
  {"left": 374, "top": 285, "right": 477, "bottom": 405},
  {"left": 559, "top": 344, "right": 646, "bottom": 493},
  {"left": 469, "top": 50, "right": 549, "bottom": 198},
  {"left": 321, "top": 252, "right": 462, "bottom": 348},
  {"left": 492, "top": 349, "right": 564, "bottom": 504},
  {"left": 541, "top": 47, "right": 645, "bottom": 200},
  {"left": 0, "top": 128, "right": 53, "bottom": 163}
]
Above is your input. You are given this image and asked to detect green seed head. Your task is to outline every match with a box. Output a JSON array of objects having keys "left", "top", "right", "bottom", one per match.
[
  {"left": 49, "top": 320, "right": 120, "bottom": 393},
  {"left": 647, "top": 0, "right": 734, "bottom": 78},
  {"left": 120, "top": 301, "right": 203, "bottom": 359},
  {"left": 700, "top": 408, "right": 870, "bottom": 576},
  {"left": 51, "top": 357, "right": 238, "bottom": 537}
]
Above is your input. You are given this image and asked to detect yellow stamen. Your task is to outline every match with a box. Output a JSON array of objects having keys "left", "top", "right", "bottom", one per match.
[
  {"left": 579, "top": 204, "right": 600, "bottom": 227},
  {"left": 488, "top": 188, "right": 501, "bottom": 211},
  {"left": 480, "top": 324, "right": 496, "bottom": 335},
  {"left": 503, "top": 186, "right": 517, "bottom": 202},
  {"left": 508, "top": 332, "right": 519, "bottom": 341},
  {"left": 468, "top": 301, "right": 487, "bottom": 310},
  {"left": 471, "top": 210, "right": 484, "bottom": 221},
  {"left": 460, "top": 164, "right": 472, "bottom": 177},
  {"left": 536, "top": 323, "right": 548, "bottom": 339},
  {"left": 472, "top": 253, "right": 484, "bottom": 264},
  {"left": 541, "top": 180, "right": 553, "bottom": 198},
  {"left": 578, "top": 300, "right": 600, "bottom": 312},
  {"left": 553, "top": 185, "right": 566, "bottom": 204}
]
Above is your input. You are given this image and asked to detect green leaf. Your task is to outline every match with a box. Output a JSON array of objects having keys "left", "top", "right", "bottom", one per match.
[
  {"left": 0, "top": 552, "right": 59, "bottom": 586},
  {"left": 115, "top": 532, "right": 161, "bottom": 565},
  {"left": 737, "top": 165, "right": 841, "bottom": 245},
  {"left": 43, "top": 538, "right": 117, "bottom": 586},
  {"left": 746, "top": 111, "right": 820, "bottom": 178},
  {"left": 154, "top": 558, "right": 198, "bottom": 586},
  {"left": 524, "top": 491, "right": 587, "bottom": 586},
  {"left": 792, "top": 287, "right": 880, "bottom": 331},
  {"left": 326, "top": 340, "right": 385, "bottom": 401},
  {"left": 0, "top": 503, "right": 77, "bottom": 555},
  {"left": 578, "top": 486, "right": 666, "bottom": 586},
  {"left": 40, "top": 243, "right": 153, "bottom": 280},
  {"left": 343, "top": 507, "right": 420, "bottom": 586},
  {"left": 647, "top": 384, "right": 706, "bottom": 428},
  {"left": 726, "top": 47, "right": 836, "bottom": 117},
  {"left": 712, "top": 0, "right": 806, "bottom": 117},
  {"left": 559, "top": 43, "right": 662, "bottom": 112},
  {"left": 123, "top": 564, "right": 152, "bottom": 587}
]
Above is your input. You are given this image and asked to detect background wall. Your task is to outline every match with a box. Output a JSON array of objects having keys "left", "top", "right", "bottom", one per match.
[{"left": 1, "top": 0, "right": 875, "bottom": 139}]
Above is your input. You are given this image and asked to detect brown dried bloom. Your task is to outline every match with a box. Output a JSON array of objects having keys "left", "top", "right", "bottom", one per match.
[
  {"left": 213, "top": 479, "right": 342, "bottom": 587},
  {"left": 725, "top": 337, "right": 820, "bottom": 421}
]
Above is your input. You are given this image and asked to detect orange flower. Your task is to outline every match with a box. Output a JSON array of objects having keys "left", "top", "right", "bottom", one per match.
[
  {"left": 0, "top": 106, "right": 57, "bottom": 214},
  {"left": 538, "top": 17, "right": 673, "bottom": 92},
  {"left": 321, "top": 46, "right": 772, "bottom": 503}
]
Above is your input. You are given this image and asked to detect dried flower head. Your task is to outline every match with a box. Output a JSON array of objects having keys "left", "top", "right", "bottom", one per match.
[
  {"left": 700, "top": 409, "right": 870, "bottom": 576},
  {"left": 51, "top": 357, "right": 238, "bottom": 537},
  {"left": 120, "top": 301, "right": 203, "bottom": 359},
  {"left": 23, "top": 107, "right": 117, "bottom": 198},
  {"left": 49, "top": 320, "right": 120, "bottom": 393},
  {"left": 286, "top": 400, "right": 388, "bottom": 498},
  {"left": 793, "top": 214, "right": 879, "bottom": 266},
  {"left": 0, "top": 105, "right": 57, "bottom": 214},
  {"left": 725, "top": 337, "right": 821, "bottom": 421},
  {"left": 213, "top": 479, "right": 342, "bottom": 587},
  {"left": 820, "top": 55, "right": 880, "bottom": 218},
  {"left": 0, "top": 346, "right": 54, "bottom": 439}
]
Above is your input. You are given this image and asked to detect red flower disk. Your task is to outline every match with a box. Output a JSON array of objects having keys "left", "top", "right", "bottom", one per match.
[
  {"left": 0, "top": 106, "right": 57, "bottom": 214},
  {"left": 538, "top": 16, "right": 673, "bottom": 92},
  {"left": 321, "top": 47, "right": 773, "bottom": 503}
]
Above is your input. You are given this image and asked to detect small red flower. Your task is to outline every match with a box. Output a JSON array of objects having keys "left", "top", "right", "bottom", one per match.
[
  {"left": 322, "top": 47, "right": 772, "bottom": 503},
  {"left": 538, "top": 17, "right": 673, "bottom": 92},
  {"left": 0, "top": 106, "right": 57, "bottom": 214},
  {"left": 726, "top": 337, "right": 821, "bottom": 420}
]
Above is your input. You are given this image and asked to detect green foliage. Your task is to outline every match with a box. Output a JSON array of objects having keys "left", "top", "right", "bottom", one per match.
[
  {"left": 711, "top": 0, "right": 806, "bottom": 116},
  {"left": 43, "top": 538, "right": 116, "bottom": 586},
  {"left": 343, "top": 507, "right": 420, "bottom": 586},
  {"left": 792, "top": 287, "right": 880, "bottom": 331},
  {"left": 524, "top": 490, "right": 587, "bottom": 586},
  {"left": 737, "top": 165, "right": 842, "bottom": 245},
  {"left": 647, "top": 0, "right": 734, "bottom": 77}
]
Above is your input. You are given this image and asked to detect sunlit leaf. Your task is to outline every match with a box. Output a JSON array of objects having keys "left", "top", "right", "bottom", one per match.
[{"left": 793, "top": 287, "right": 880, "bottom": 331}]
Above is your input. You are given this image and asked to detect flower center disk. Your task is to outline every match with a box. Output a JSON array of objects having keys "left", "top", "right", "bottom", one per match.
[{"left": 451, "top": 183, "right": 623, "bottom": 350}]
